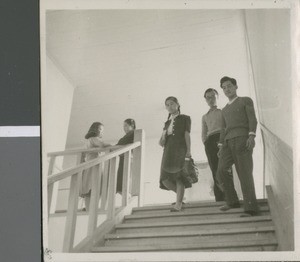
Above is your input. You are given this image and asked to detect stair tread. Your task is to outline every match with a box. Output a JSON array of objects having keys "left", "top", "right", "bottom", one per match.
[
  {"left": 126, "top": 206, "right": 269, "bottom": 220},
  {"left": 93, "top": 238, "right": 278, "bottom": 252},
  {"left": 106, "top": 225, "right": 275, "bottom": 239},
  {"left": 133, "top": 199, "right": 268, "bottom": 212},
  {"left": 116, "top": 215, "right": 272, "bottom": 229}
]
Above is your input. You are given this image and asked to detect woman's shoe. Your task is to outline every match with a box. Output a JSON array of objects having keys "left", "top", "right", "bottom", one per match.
[
  {"left": 170, "top": 207, "right": 182, "bottom": 212},
  {"left": 172, "top": 202, "right": 186, "bottom": 205}
]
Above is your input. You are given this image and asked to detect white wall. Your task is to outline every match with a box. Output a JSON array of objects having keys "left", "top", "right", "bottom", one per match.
[
  {"left": 42, "top": 55, "right": 75, "bottom": 210},
  {"left": 43, "top": 55, "right": 75, "bottom": 170},
  {"left": 245, "top": 8, "right": 292, "bottom": 195},
  {"left": 245, "top": 9, "right": 292, "bottom": 147},
  {"left": 245, "top": 9, "right": 294, "bottom": 250}
]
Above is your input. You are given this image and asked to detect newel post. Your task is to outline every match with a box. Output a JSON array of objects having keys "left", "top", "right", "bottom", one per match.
[{"left": 131, "top": 129, "right": 145, "bottom": 207}]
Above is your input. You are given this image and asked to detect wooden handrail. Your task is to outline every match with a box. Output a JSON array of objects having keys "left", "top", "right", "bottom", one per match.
[
  {"left": 48, "top": 142, "right": 141, "bottom": 185},
  {"left": 47, "top": 129, "right": 145, "bottom": 252},
  {"left": 47, "top": 145, "right": 123, "bottom": 157}
]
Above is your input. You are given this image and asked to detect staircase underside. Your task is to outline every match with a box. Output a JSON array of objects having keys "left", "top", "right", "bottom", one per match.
[{"left": 92, "top": 199, "right": 278, "bottom": 252}]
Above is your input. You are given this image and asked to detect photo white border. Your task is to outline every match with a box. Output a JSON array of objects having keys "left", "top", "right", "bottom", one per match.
[{"left": 40, "top": 0, "right": 300, "bottom": 261}]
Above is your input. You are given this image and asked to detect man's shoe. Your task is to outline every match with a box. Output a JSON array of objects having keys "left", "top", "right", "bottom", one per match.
[
  {"left": 219, "top": 203, "right": 240, "bottom": 211},
  {"left": 240, "top": 211, "right": 259, "bottom": 217}
]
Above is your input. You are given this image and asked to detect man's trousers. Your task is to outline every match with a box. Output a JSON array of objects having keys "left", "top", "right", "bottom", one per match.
[
  {"left": 204, "top": 133, "right": 225, "bottom": 201},
  {"left": 217, "top": 136, "right": 259, "bottom": 212}
]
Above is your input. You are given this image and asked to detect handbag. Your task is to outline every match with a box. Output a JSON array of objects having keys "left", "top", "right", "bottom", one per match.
[{"left": 182, "top": 157, "right": 199, "bottom": 184}]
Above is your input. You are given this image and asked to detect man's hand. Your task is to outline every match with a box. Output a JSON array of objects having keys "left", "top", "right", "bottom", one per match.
[
  {"left": 246, "top": 135, "right": 255, "bottom": 150},
  {"left": 186, "top": 151, "right": 191, "bottom": 158},
  {"left": 159, "top": 130, "right": 167, "bottom": 147}
]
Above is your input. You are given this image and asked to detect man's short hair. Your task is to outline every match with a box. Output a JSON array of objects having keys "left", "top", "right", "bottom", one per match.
[
  {"left": 204, "top": 88, "right": 218, "bottom": 98},
  {"left": 220, "top": 76, "right": 237, "bottom": 88}
]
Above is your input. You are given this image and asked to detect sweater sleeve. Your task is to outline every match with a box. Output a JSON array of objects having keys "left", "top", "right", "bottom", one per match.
[
  {"left": 244, "top": 97, "right": 257, "bottom": 134},
  {"left": 219, "top": 111, "right": 226, "bottom": 144},
  {"left": 185, "top": 115, "right": 191, "bottom": 133},
  {"left": 201, "top": 115, "right": 208, "bottom": 144}
]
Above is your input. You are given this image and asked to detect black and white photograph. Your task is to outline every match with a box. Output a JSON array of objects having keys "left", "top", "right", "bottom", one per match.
[{"left": 41, "top": 0, "right": 300, "bottom": 261}]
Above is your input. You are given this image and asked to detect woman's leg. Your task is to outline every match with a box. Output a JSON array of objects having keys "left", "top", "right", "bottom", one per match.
[
  {"left": 162, "top": 179, "right": 177, "bottom": 193},
  {"left": 174, "top": 179, "right": 185, "bottom": 210}
]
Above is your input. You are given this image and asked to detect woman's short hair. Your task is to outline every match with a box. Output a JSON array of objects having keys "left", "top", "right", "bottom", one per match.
[
  {"left": 220, "top": 76, "right": 237, "bottom": 88},
  {"left": 85, "top": 122, "right": 103, "bottom": 139},
  {"left": 124, "top": 118, "right": 136, "bottom": 129},
  {"left": 204, "top": 88, "right": 219, "bottom": 98}
]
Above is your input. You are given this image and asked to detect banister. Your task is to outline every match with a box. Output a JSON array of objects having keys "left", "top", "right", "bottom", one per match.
[
  {"left": 47, "top": 145, "right": 123, "bottom": 157},
  {"left": 47, "top": 129, "right": 145, "bottom": 252},
  {"left": 48, "top": 142, "right": 141, "bottom": 185}
]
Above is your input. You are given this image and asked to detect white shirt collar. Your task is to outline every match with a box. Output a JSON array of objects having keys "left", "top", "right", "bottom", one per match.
[
  {"left": 227, "top": 96, "right": 239, "bottom": 105},
  {"left": 208, "top": 106, "right": 218, "bottom": 112},
  {"left": 169, "top": 112, "right": 179, "bottom": 120}
]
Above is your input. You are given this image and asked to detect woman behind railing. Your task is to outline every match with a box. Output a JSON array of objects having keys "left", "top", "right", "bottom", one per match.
[
  {"left": 47, "top": 129, "right": 145, "bottom": 252},
  {"left": 80, "top": 122, "right": 111, "bottom": 211},
  {"left": 116, "top": 118, "right": 136, "bottom": 195}
]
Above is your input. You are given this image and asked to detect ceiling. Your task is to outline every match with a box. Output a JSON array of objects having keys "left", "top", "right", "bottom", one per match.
[{"left": 46, "top": 10, "right": 240, "bottom": 87}]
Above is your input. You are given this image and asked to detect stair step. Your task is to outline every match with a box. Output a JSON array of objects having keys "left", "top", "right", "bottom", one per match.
[
  {"left": 105, "top": 232, "right": 275, "bottom": 247},
  {"left": 115, "top": 215, "right": 273, "bottom": 234},
  {"left": 117, "top": 215, "right": 271, "bottom": 229},
  {"left": 125, "top": 206, "right": 269, "bottom": 223},
  {"left": 125, "top": 212, "right": 270, "bottom": 224},
  {"left": 106, "top": 225, "right": 275, "bottom": 240},
  {"left": 132, "top": 199, "right": 268, "bottom": 214},
  {"left": 116, "top": 221, "right": 274, "bottom": 234},
  {"left": 105, "top": 227, "right": 276, "bottom": 247},
  {"left": 93, "top": 238, "right": 278, "bottom": 252}
]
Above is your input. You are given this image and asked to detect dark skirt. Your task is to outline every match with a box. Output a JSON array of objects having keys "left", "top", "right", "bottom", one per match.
[
  {"left": 116, "top": 155, "right": 124, "bottom": 193},
  {"left": 160, "top": 169, "right": 192, "bottom": 190},
  {"left": 159, "top": 134, "right": 192, "bottom": 190}
]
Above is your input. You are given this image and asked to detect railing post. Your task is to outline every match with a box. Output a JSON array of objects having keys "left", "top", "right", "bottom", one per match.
[
  {"left": 100, "top": 160, "right": 110, "bottom": 211},
  {"left": 131, "top": 129, "right": 145, "bottom": 207},
  {"left": 122, "top": 150, "right": 132, "bottom": 207},
  {"left": 62, "top": 172, "right": 80, "bottom": 252},
  {"left": 107, "top": 157, "right": 118, "bottom": 220},
  {"left": 76, "top": 153, "right": 84, "bottom": 209},
  {"left": 87, "top": 164, "right": 102, "bottom": 236},
  {"left": 47, "top": 156, "right": 56, "bottom": 216}
]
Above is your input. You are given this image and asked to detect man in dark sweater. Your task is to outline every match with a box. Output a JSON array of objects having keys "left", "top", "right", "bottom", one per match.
[{"left": 217, "top": 76, "right": 259, "bottom": 217}]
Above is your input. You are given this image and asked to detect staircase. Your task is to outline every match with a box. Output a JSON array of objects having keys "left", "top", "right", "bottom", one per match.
[{"left": 92, "top": 199, "right": 278, "bottom": 252}]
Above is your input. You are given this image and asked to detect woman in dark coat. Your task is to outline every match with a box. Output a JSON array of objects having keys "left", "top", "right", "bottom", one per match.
[
  {"left": 116, "top": 119, "right": 136, "bottom": 194},
  {"left": 159, "top": 96, "right": 192, "bottom": 212}
]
